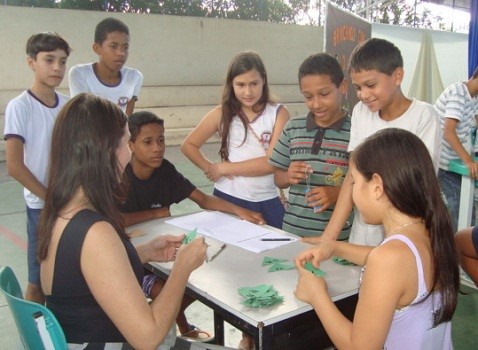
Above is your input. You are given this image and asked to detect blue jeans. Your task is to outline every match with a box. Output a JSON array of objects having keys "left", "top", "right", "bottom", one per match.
[
  {"left": 438, "top": 169, "right": 475, "bottom": 232},
  {"left": 213, "top": 189, "right": 285, "bottom": 229},
  {"left": 26, "top": 206, "right": 42, "bottom": 286}
]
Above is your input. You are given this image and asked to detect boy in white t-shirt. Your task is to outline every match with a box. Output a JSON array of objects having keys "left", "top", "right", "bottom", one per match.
[
  {"left": 4, "top": 32, "right": 71, "bottom": 303},
  {"left": 69, "top": 17, "right": 143, "bottom": 115},
  {"left": 303, "top": 38, "right": 441, "bottom": 247}
]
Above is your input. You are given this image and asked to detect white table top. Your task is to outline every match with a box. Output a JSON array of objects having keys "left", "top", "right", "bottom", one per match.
[{"left": 130, "top": 213, "right": 361, "bottom": 328}]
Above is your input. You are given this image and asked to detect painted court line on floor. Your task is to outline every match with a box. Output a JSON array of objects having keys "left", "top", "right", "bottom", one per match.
[{"left": 0, "top": 225, "right": 26, "bottom": 251}]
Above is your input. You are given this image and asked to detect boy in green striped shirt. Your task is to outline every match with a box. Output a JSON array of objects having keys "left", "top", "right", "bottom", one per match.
[{"left": 269, "top": 53, "right": 353, "bottom": 238}]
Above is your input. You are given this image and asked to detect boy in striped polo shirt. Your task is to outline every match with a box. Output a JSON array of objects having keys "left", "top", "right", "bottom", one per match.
[
  {"left": 269, "top": 53, "right": 352, "bottom": 238},
  {"left": 436, "top": 68, "right": 478, "bottom": 231}
]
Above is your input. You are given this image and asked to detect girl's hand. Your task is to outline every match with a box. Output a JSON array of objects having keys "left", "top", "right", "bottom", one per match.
[
  {"left": 205, "top": 162, "right": 233, "bottom": 182},
  {"left": 287, "top": 161, "right": 311, "bottom": 185},
  {"left": 148, "top": 235, "right": 183, "bottom": 262},
  {"left": 305, "top": 186, "right": 340, "bottom": 213},
  {"left": 234, "top": 207, "right": 265, "bottom": 225},
  {"left": 295, "top": 241, "right": 335, "bottom": 269},
  {"left": 295, "top": 264, "right": 328, "bottom": 304},
  {"left": 176, "top": 237, "right": 208, "bottom": 273}
]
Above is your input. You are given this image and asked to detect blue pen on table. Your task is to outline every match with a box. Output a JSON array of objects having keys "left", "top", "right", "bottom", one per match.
[{"left": 260, "top": 238, "right": 292, "bottom": 241}]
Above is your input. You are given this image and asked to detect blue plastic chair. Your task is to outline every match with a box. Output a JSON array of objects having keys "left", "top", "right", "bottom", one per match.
[{"left": 0, "top": 266, "right": 67, "bottom": 350}]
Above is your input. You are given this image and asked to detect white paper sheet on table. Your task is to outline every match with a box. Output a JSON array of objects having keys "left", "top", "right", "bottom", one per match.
[{"left": 165, "top": 211, "right": 298, "bottom": 253}]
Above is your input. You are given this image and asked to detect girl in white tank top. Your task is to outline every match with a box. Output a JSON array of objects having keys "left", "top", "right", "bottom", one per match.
[{"left": 294, "top": 128, "right": 458, "bottom": 349}]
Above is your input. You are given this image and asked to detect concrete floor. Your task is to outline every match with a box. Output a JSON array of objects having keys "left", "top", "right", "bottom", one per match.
[{"left": 1, "top": 142, "right": 478, "bottom": 349}]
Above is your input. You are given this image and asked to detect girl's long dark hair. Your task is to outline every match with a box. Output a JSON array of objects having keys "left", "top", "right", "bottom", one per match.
[
  {"left": 219, "top": 51, "right": 272, "bottom": 161},
  {"left": 38, "top": 93, "right": 128, "bottom": 261},
  {"left": 352, "top": 128, "right": 459, "bottom": 326}
]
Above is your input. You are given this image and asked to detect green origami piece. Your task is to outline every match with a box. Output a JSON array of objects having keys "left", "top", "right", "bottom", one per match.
[
  {"left": 268, "top": 262, "right": 295, "bottom": 272},
  {"left": 332, "top": 256, "right": 356, "bottom": 266},
  {"left": 262, "top": 256, "right": 288, "bottom": 266},
  {"left": 182, "top": 228, "right": 197, "bottom": 245},
  {"left": 238, "top": 284, "right": 284, "bottom": 308},
  {"left": 238, "top": 284, "right": 270, "bottom": 298},
  {"left": 304, "top": 261, "right": 326, "bottom": 277}
]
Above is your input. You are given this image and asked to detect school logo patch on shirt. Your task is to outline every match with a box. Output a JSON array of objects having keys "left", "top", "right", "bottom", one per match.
[
  {"left": 117, "top": 96, "right": 129, "bottom": 108},
  {"left": 260, "top": 131, "right": 272, "bottom": 148}
]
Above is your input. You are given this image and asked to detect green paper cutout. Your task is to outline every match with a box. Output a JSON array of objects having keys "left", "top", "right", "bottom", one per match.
[
  {"left": 262, "top": 256, "right": 288, "bottom": 266},
  {"left": 268, "top": 262, "right": 295, "bottom": 272},
  {"left": 332, "top": 256, "right": 356, "bottom": 266},
  {"left": 182, "top": 228, "right": 197, "bottom": 245},
  {"left": 304, "top": 261, "right": 326, "bottom": 276}
]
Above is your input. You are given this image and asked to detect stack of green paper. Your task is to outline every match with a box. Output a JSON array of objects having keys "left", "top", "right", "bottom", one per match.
[
  {"left": 304, "top": 261, "right": 326, "bottom": 276},
  {"left": 238, "top": 284, "right": 284, "bottom": 308},
  {"left": 182, "top": 228, "right": 197, "bottom": 244},
  {"left": 332, "top": 256, "right": 355, "bottom": 266}
]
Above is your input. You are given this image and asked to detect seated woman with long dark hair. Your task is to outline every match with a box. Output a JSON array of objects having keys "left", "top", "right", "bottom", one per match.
[{"left": 38, "top": 93, "right": 207, "bottom": 349}]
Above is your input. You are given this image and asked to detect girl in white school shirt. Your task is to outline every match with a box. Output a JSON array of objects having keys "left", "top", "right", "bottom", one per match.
[{"left": 181, "top": 51, "right": 290, "bottom": 229}]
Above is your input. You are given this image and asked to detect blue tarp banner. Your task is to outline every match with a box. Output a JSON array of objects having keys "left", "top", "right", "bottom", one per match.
[{"left": 469, "top": 0, "right": 478, "bottom": 77}]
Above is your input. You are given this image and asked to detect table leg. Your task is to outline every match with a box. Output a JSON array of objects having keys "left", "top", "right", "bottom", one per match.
[
  {"left": 458, "top": 175, "right": 474, "bottom": 230},
  {"left": 213, "top": 310, "right": 225, "bottom": 345},
  {"left": 257, "top": 322, "right": 273, "bottom": 350}
]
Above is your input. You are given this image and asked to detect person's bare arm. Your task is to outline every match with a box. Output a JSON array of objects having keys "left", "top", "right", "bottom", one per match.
[
  {"left": 125, "top": 98, "right": 137, "bottom": 116},
  {"left": 204, "top": 156, "right": 270, "bottom": 180},
  {"left": 6, "top": 138, "right": 46, "bottom": 200},
  {"left": 302, "top": 171, "right": 354, "bottom": 244},
  {"left": 122, "top": 207, "right": 171, "bottom": 227},
  {"left": 443, "top": 118, "right": 478, "bottom": 178},
  {"left": 189, "top": 189, "right": 265, "bottom": 225},
  {"left": 295, "top": 240, "right": 373, "bottom": 268},
  {"left": 181, "top": 107, "right": 222, "bottom": 173}
]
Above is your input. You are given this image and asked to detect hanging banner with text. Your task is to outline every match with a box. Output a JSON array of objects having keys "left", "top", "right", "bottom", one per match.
[{"left": 325, "top": 3, "right": 371, "bottom": 110}]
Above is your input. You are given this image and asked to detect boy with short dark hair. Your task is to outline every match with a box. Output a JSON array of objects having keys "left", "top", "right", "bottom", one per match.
[
  {"left": 304, "top": 38, "right": 441, "bottom": 246},
  {"left": 69, "top": 17, "right": 143, "bottom": 115},
  {"left": 4, "top": 32, "right": 71, "bottom": 303},
  {"left": 120, "top": 111, "right": 264, "bottom": 340},
  {"left": 435, "top": 68, "right": 478, "bottom": 231},
  {"left": 268, "top": 53, "right": 353, "bottom": 239}
]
